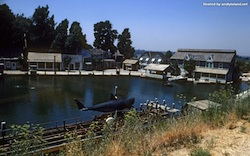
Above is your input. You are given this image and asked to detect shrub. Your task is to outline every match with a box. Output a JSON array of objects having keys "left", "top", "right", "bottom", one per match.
[
  {"left": 190, "top": 148, "right": 211, "bottom": 156},
  {"left": 9, "top": 123, "right": 45, "bottom": 155}
]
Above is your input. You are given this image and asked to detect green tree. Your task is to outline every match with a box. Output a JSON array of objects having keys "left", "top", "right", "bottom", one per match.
[
  {"left": 166, "top": 50, "right": 173, "bottom": 63},
  {"left": 65, "top": 21, "right": 91, "bottom": 54},
  {"left": 172, "top": 60, "right": 181, "bottom": 76},
  {"left": 117, "top": 28, "right": 134, "bottom": 58},
  {"left": 50, "top": 19, "right": 69, "bottom": 52},
  {"left": 184, "top": 59, "right": 196, "bottom": 77},
  {"left": 63, "top": 55, "right": 72, "bottom": 70},
  {"left": 235, "top": 60, "right": 250, "bottom": 74},
  {"left": 12, "top": 14, "right": 32, "bottom": 50},
  {"left": 93, "top": 20, "right": 118, "bottom": 54},
  {"left": 30, "top": 5, "right": 55, "bottom": 50},
  {"left": 0, "top": 4, "right": 15, "bottom": 50}
]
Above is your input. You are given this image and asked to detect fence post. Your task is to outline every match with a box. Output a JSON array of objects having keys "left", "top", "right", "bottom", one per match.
[
  {"left": 1, "top": 122, "right": 6, "bottom": 141},
  {"left": 63, "top": 121, "right": 66, "bottom": 130}
]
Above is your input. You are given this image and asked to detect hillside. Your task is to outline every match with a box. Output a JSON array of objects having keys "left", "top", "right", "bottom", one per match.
[{"left": 169, "top": 119, "right": 250, "bottom": 156}]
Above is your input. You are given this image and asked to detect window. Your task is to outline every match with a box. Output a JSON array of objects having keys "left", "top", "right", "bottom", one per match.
[
  {"left": 219, "top": 63, "right": 223, "bottom": 69},
  {"left": 206, "top": 62, "right": 214, "bottom": 68},
  {"left": 38, "top": 62, "right": 45, "bottom": 68},
  {"left": 207, "top": 55, "right": 214, "bottom": 62},
  {"left": 75, "top": 62, "right": 80, "bottom": 70},
  {"left": 196, "top": 61, "right": 200, "bottom": 67},
  {"left": 185, "top": 54, "right": 190, "bottom": 60}
]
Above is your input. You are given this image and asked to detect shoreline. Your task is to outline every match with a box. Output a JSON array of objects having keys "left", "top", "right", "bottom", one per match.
[{"left": 2, "top": 69, "right": 144, "bottom": 77}]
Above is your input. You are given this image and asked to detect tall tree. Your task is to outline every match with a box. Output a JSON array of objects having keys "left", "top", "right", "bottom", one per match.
[
  {"left": 93, "top": 20, "right": 118, "bottom": 53},
  {"left": 165, "top": 50, "right": 173, "bottom": 63},
  {"left": 117, "top": 28, "right": 134, "bottom": 58},
  {"left": 30, "top": 5, "right": 55, "bottom": 50},
  {"left": 50, "top": 19, "right": 69, "bottom": 52},
  {"left": 0, "top": 4, "right": 15, "bottom": 51},
  {"left": 12, "top": 14, "right": 32, "bottom": 50},
  {"left": 184, "top": 59, "right": 196, "bottom": 77},
  {"left": 65, "top": 21, "right": 91, "bottom": 54}
]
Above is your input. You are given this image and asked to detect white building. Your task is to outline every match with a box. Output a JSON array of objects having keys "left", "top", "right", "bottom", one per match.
[{"left": 27, "top": 52, "right": 62, "bottom": 71}]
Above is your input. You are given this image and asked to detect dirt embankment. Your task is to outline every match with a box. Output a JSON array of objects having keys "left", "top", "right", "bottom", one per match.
[{"left": 169, "top": 120, "right": 250, "bottom": 156}]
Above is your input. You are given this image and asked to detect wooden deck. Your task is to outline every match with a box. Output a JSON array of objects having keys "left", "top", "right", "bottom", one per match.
[
  {"left": 187, "top": 100, "right": 221, "bottom": 111},
  {"left": 141, "top": 100, "right": 180, "bottom": 114}
]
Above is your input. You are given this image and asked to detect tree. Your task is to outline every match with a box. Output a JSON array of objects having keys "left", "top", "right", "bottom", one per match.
[
  {"left": 117, "top": 28, "right": 134, "bottom": 58},
  {"left": 65, "top": 21, "right": 91, "bottom": 54},
  {"left": 165, "top": 50, "right": 173, "bottom": 63},
  {"left": 50, "top": 19, "right": 69, "bottom": 52},
  {"left": 0, "top": 4, "right": 15, "bottom": 50},
  {"left": 172, "top": 60, "right": 181, "bottom": 76},
  {"left": 12, "top": 14, "right": 32, "bottom": 50},
  {"left": 63, "top": 55, "right": 72, "bottom": 70},
  {"left": 93, "top": 20, "right": 118, "bottom": 54},
  {"left": 184, "top": 59, "right": 196, "bottom": 77},
  {"left": 30, "top": 5, "right": 55, "bottom": 50}
]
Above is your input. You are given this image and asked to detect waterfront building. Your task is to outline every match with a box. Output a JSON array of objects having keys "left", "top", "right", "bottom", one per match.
[
  {"left": 27, "top": 52, "right": 62, "bottom": 71},
  {"left": 0, "top": 57, "right": 22, "bottom": 70},
  {"left": 170, "top": 49, "right": 236, "bottom": 83},
  {"left": 138, "top": 52, "right": 166, "bottom": 70},
  {"left": 122, "top": 59, "right": 139, "bottom": 71},
  {"left": 144, "top": 63, "right": 175, "bottom": 79},
  {"left": 62, "top": 54, "right": 83, "bottom": 70}
]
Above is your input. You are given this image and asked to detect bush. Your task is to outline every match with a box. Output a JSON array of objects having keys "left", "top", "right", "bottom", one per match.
[
  {"left": 9, "top": 123, "right": 45, "bottom": 155},
  {"left": 190, "top": 148, "right": 211, "bottom": 156}
]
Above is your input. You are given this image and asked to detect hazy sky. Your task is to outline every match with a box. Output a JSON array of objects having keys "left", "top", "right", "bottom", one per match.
[{"left": 2, "top": 0, "right": 250, "bottom": 56}]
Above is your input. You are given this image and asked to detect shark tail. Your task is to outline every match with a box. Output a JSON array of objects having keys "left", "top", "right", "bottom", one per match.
[{"left": 74, "top": 98, "right": 87, "bottom": 111}]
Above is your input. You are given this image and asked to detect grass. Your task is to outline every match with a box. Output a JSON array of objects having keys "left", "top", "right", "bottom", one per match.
[
  {"left": 190, "top": 148, "right": 211, "bottom": 156},
  {"left": 4, "top": 86, "right": 250, "bottom": 155}
]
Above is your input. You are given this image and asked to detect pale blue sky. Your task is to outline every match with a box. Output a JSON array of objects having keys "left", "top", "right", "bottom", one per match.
[{"left": 2, "top": 0, "right": 250, "bottom": 56}]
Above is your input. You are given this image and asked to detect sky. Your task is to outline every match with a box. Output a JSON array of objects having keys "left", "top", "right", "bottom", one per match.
[{"left": 1, "top": 0, "right": 250, "bottom": 56}]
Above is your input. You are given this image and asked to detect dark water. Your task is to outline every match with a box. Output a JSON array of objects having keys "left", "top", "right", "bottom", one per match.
[{"left": 0, "top": 75, "right": 248, "bottom": 127}]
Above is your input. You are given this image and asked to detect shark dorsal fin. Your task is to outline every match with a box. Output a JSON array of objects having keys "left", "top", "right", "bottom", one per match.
[{"left": 110, "top": 93, "right": 118, "bottom": 100}]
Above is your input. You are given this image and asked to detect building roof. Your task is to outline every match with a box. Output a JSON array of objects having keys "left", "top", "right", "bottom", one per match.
[
  {"left": 171, "top": 49, "right": 236, "bottom": 63},
  {"left": 123, "top": 59, "right": 138, "bottom": 64},
  {"left": 144, "top": 63, "right": 170, "bottom": 71},
  {"left": 187, "top": 100, "right": 221, "bottom": 111},
  {"left": 27, "top": 52, "right": 62, "bottom": 63},
  {"left": 139, "top": 52, "right": 166, "bottom": 63},
  {"left": 195, "top": 67, "right": 229, "bottom": 75},
  {"left": 88, "top": 48, "right": 107, "bottom": 56}
]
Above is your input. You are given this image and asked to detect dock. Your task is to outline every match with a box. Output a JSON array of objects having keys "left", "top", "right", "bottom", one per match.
[
  {"left": 140, "top": 99, "right": 180, "bottom": 115},
  {"left": 186, "top": 99, "right": 221, "bottom": 111}
]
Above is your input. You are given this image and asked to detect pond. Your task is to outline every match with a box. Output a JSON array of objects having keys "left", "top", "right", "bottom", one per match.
[{"left": 0, "top": 75, "right": 248, "bottom": 127}]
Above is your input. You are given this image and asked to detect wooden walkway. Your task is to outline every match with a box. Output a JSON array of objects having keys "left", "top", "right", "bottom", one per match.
[{"left": 140, "top": 99, "right": 180, "bottom": 114}]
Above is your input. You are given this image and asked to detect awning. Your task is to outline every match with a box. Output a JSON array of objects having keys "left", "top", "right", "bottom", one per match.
[
  {"left": 123, "top": 59, "right": 138, "bottom": 64},
  {"left": 28, "top": 52, "right": 62, "bottom": 63},
  {"left": 195, "top": 67, "right": 228, "bottom": 75},
  {"left": 144, "top": 63, "right": 170, "bottom": 72}
]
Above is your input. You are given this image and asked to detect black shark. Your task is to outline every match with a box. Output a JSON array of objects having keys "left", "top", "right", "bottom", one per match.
[{"left": 74, "top": 94, "right": 135, "bottom": 112}]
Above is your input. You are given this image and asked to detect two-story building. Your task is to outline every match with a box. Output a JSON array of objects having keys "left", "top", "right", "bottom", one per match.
[
  {"left": 138, "top": 52, "right": 166, "bottom": 70},
  {"left": 170, "top": 49, "right": 236, "bottom": 83}
]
